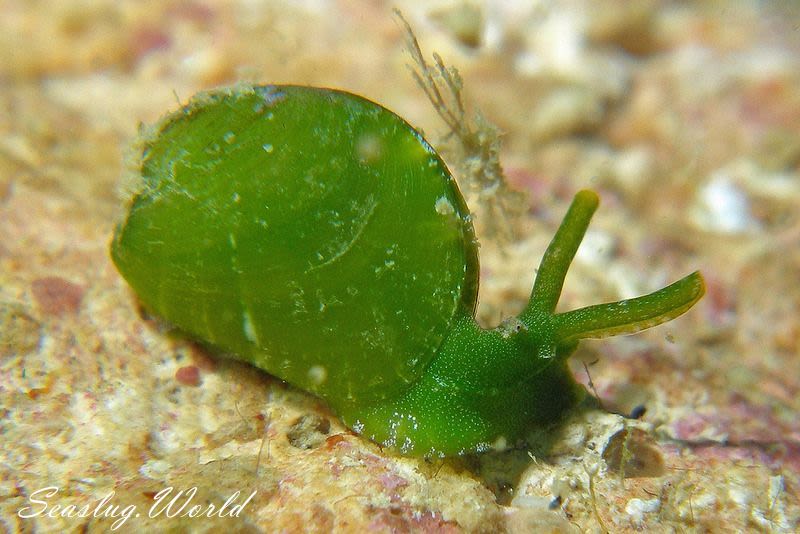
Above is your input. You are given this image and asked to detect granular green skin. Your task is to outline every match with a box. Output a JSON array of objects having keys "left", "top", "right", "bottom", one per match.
[{"left": 111, "top": 84, "right": 704, "bottom": 457}]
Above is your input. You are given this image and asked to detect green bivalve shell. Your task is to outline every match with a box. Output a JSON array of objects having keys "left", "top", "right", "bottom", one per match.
[{"left": 112, "top": 85, "right": 479, "bottom": 411}]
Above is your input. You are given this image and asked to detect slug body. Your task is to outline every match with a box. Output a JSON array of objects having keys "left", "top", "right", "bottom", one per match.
[{"left": 111, "top": 85, "right": 704, "bottom": 457}]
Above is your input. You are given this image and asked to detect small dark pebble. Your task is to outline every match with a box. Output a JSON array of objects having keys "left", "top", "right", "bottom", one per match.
[
  {"left": 175, "top": 365, "right": 201, "bottom": 386},
  {"left": 628, "top": 404, "right": 647, "bottom": 419},
  {"left": 602, "top": 428, "right": 665, "bottom": 478}
]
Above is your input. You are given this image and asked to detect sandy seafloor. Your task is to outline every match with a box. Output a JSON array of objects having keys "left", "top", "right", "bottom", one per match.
[{"left": 1, "top": 1, "right": 799, "bottom": 532}]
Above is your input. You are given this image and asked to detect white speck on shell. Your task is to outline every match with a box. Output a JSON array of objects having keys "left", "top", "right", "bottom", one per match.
[
  {"left": 492, "top": 435, "right": 508, "bottom": 451},
  {"left": 435, "top": 196, "right": 455, "bottom": 215},
  {"left": 307, "top": 365, "right": 327, "bottom": 385},
  {"left": 242, "top": 311, "right": 259, "bottom": 344}
]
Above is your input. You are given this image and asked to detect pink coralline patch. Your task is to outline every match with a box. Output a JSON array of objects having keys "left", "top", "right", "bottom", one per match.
[
  {"left": 701, "top": 274, "right": 737, "bottom": 329},
  {"left": 671, "top": 413, "right": 719, "bottom": 441},
  {"left": 166, "top": 2, "right": 215, "bottom": 24},
  {"left": 505, "top": 167, "right": 549, "bottom": 198},
  {"left": 357, "top": 450, "right": 389, "bottom": 471},
  {"left": 310, "top": 503, "right": 334, "bottom": 531},
  {"left": 368, "top": 506, "right": 460, "bottom": 534},
  {"left": 325, "top": 433, "right": 351, "bottom": 450},
  {"left": 667, "top": 389, "right": 800, "bottom": 476},
  {"left": 726, "top": 393, "right": 777, "bottom": 427},
  {"left": 738, "top": 77, "right": 800, "bottom": 129},
  {"left": 31, "top": 276, "right": 84, "bottom": 316},
  {"left": 329, "top": 461, "right": 344, "bottom": 478},
  {"left": 681, "top": 439, "right": 800, "bottom": 475},
  {"left": 671, "top": 394, "right": 780, "bottom": 443},
  {"left": 175, "top": 365, "right": 201, "bottom": 386},
  {"left": 379, "top": 472, "right": 409, "bottom": 493},
  {"left": 130, "top": 27, "right": 171, "bottom": 59}
]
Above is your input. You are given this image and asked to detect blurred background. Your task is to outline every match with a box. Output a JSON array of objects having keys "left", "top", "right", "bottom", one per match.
[{"left": 1, "top": 1, "right": 798, "bottom": 531}]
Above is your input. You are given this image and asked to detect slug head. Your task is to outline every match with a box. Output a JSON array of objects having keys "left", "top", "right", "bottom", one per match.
[{"left": 348, "top": 190, "right": 704, "bottom": 457}]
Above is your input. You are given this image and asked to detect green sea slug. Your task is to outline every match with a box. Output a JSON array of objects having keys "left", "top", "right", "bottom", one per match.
[{"left": 111, "top": 85, "right": 704, "bottom": 457}]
